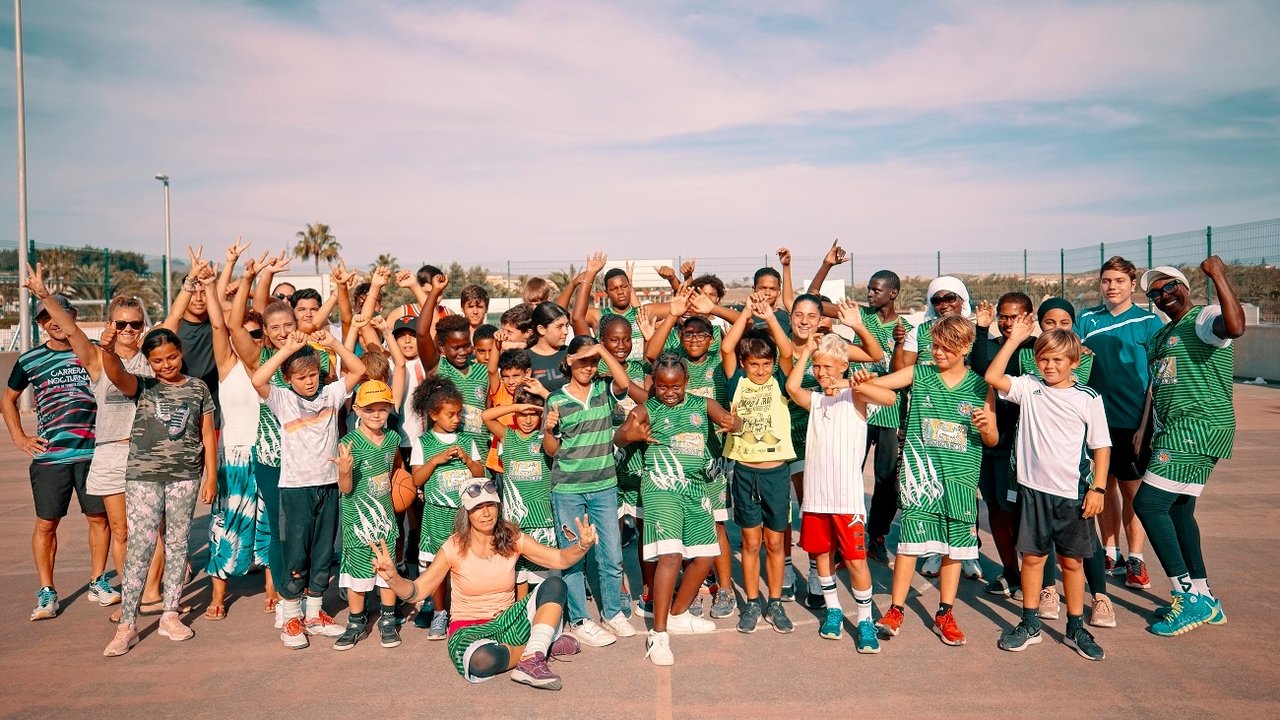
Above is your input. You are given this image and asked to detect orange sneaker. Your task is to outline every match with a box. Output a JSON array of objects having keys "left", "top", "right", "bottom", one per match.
[
  {"left": 932, "top": 609, "right": 966, "bottom": 646},
  {"left": 875, "top": 606, "right": 905, "bottom": 637},
  {"left": 281, "top": 616, "right": 309, "bottom": 649}
]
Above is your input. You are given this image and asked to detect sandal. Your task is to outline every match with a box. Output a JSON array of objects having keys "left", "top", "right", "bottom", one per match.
[
  {"left": 264, "top": 597, "right": 278, "bottom": 614},
  {"left": 204, "top": 604, "right": 227, "bottom": 621},
  {"left": 139, "top": 600, "right": 194, "bottom": 616}
]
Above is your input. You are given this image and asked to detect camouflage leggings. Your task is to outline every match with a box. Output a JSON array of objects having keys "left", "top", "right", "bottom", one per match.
[{"left": 119, "top": 479, "right": 198, "bottom": 626}]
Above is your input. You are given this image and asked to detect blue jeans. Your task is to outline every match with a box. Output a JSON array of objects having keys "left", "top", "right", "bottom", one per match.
[{"left": 552, "top": 486, "right": 624, "bottom": 623}]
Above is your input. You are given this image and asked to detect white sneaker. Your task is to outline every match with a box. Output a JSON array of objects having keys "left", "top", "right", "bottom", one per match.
[
  {"left": 570, "top": 618, "right": 618, "bottom": 647},
  {"left": 920, "top": 554, "right": 942, "bottom": 577},
  {"left": 645, "top": 630, "right": 674, "bottom": 666},
  {"left": 666, "top": 610, "right": 716, "bottom": 634},
  {"left": 603, "top": 612, "right": 638, "bottom": 638},
  {"left": 961, "top": 559, "right": 985, "bottom": 580},
  {"left": 1038, "top": 587, "right": 1061, "bottom": 620}
]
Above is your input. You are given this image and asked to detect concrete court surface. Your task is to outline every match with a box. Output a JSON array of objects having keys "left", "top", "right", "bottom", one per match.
[{"left": 1, "top": 384, "right": 1277, "bottom": 720}]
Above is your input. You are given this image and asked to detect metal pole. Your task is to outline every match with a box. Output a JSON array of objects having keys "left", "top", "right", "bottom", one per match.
[
  {"left": 1099, "top": 242, "right": 1105, "bottom": 267},
  {"left": 102, "top": 248, "right": 111, "bottom": 317},
  {"left": 14, "top": 0, "right": 31, "bottom": 357},
  {"left": 1147, "top": 234, "right": 1153, "bottom": 310},
  {"left": 1206, "top": 225, "right": 1214, "bottom": 303},
  {"left": 28, "top": 239, "right": 37, "bottom": 348},
  {"left": 161, "top": 178, "right": 171, "bottom": 315},
  {"left": 936, "top": 250, "right": 941, "bottom": 277},
  {"left": 1023, "top": 249, "right": 1028, "bottom": 294},
  {"left": 1059, "top": 248, "right": 1065, "bottom": 297}
]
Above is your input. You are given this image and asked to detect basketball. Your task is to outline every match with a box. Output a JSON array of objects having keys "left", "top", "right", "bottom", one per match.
[{"left": 391, "top": 468, "right": 418, "bottom": 514}]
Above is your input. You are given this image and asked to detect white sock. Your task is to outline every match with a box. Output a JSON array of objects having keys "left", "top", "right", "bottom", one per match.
[
  {"left": 1129, "top": 552, "right": 1145, "bottom": 562},
  {"left": 282, "top": 598, "right": 303, "bottom": 620},
  {"left": 524, "top": 623, "right": 555, "bottom": 658},
  {"left": 819, "top": 575, "right": 841, "bottom": 611},
  {"left": 808, "top": 561, "right": 822, "bottom": 595},
  {"left": 1105, "top": 545, "right": 1119, "bottom": 560},
  {"left": 304, "top": 595, "right": 321, "bottom": 620},
  {"left": 853, "top": 587, "right": 874, "bottom": 623},
  {"left": 1189, "top": 578, "right": 1215, "bottom": 599},
  {"left": 1170, "top": 573, "right": 1193, "bottom": 594}
]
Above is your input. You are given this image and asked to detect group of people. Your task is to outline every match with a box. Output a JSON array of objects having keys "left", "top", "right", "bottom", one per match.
[{"left": 3, "top": 239, "right": 1243, "bottom": 690}]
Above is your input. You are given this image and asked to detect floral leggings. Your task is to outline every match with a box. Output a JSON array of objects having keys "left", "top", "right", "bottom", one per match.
[{"left": 120, "top": 479, "right": 198, "bottom": 627}]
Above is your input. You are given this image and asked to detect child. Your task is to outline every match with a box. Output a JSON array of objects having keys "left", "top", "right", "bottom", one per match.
[
  {"left": 865, "top": 315, "right": 996, "bottom": 646},
  {"left": 720, "top": 293, "right": 796, "bottom": 634},
  {"left": 332, "top": 380, "right": 404, "bottom": 651},
  {"left": 785, "top": 334, "right": 883, "bottom": 654},
  {"left": 499, "top": 304, "right": 534, "bottom": 351},
  {"left": 615, "top": 353, "right": 740, "bottom": 665},
  {"left": 473, "top": 324, "right": 499, "bottom": 368},
  {"left": 486, "top": 349, "right": 537, "bottom": 476},
  {"left": 459, "top": 285, "right": 491, "bottom": 337},
  {"left": 984, "top": 317, "right": 1110, "bottom": 661},
  {"left": 410, "top": 376, "right": 487, "bottom": 639},
  {"left": 252, "top": 329, "right": 366, "bottom": 649},
  {"left": 418, "top": 311, "right": 500, "bottom": 466},
  {"left": 483, "top": 390, "right": 556, "bottom": 593}
]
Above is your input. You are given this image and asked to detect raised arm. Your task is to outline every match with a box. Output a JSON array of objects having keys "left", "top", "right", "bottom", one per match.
[
  {"left": 572, "top": 252, "right": 607, "bottom": 336},
  {"left": 329, "top": 259, "right": 354, "bottom": 335},
  {"left": 984, "top": 313, "right": 1033, "bottom": 395},
  {"left": 414, "top": 272, "right": 448, "bottom": 369},
  {"left": 891, "top": 321, "right": 917, "bottom": 371},
  {"left": 203, "top": 264, "right": 238, "bottom": 378},
  {"left": 778, "top": 247, "right": 795, "bottom": 311},
  {"left": 720, "top": 297, "right": 755, "bottom": 377},
  {"left": 373, "top": 316, "right": 407, "bottom": 406},
  {"left": 481, "top": 403, "right": 538, "bottom": 442},
  {"left": 752, "top": 294, "right": 794, "bottom": 374},
  {"left": 24, "top": 263, "right": 102, "bottom": 380},
  {"left": 645, "top": 289, "right": 688, "bottom": 364},
  {"left": 253, "top": 250, "right": 291, "bottom": 312},
  {"left": 1201, "top": 256, "right": 1246, "bottom": 340},
  {"left": 554, "top": 272, "right": 581, "bottom": 313},
  {"left": 317, "top": 329, "right": 366, "bottom": 394},
  {"left": 161, "top": 246, "right": 207, "bottom": 332},
  {"left": 806, "top": 240, "right": 847, "bottom": 295},
  {"left": 785, "top": 344, "right": 815, "bottom": 410},
  {"left": 216, "top": 238, "right": 250, "bottom": 315},
  {"left": 98, "top": 327, "right": 139, "bottom": 398},
  {"left": 252, "top": 331, "right": 307, "bottom": 398},
  {"left": 229, "top": 252, "right": 268, "bottom": 370},
  {"left": 835, "top": 299, "right": 883, "bottom": 363}
]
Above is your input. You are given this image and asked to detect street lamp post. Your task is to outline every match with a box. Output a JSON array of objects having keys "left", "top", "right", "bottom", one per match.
[{"left": 155, "top": 173, "right": 171, "bottom": 314}]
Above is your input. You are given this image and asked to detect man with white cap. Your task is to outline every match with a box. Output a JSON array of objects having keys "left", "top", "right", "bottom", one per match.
[{"left": 1132, "top": 256, "right": 1244, "bottom": 637}]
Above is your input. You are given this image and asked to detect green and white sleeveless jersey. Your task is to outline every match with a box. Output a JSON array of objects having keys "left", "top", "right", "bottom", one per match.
[
  {"left": 418, "top": 430, "right": 473, "bottom": 507},
  {"left": 254, "top": 346, "right": 333, "bottom": 467},
  {"left": 340, "top": 429, "right": 400, "bottom": 546},
  {"left": 642, "top": 395, "right": 711, "bottom": 497},
  {"left": 684, "top": 355, "right": 726, "bottom": 459},
  {"left": 856, "top": 306, "right": 911, "bottom": 428},
  {"left": 610, "top": 359, "right": 651, "bottom": 426},
  {"left": 499, "top": 428, "right": 554, "bottom": 530},
  {"left": 600, "top": 306, "right": 644, "bottom": 361},
  {"left": 1018, "top": 346, "right": 1095, "bottom": 384},
  {"left": 899, "top": 364, "right": 987, "bottom": 522},
  {"left": 1149, "top": 305, "right": 1235, "bottom": 460},
  {"left": 437, "top": 359, "right": 491, "bottom": 454}
]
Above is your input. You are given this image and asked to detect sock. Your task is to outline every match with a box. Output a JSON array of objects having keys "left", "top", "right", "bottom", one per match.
[
  {"left": 1104, "top": 545, "right": 1119, "bottom": 561},
  {"left": 1066, "top": 613, "right": 1084, "bottom": 633},
  {"left": 808, "top": 560, "right": 822, "bottom": 595},
  {"left": 1129, "top": 552, "right": 1145, "bottom": 562},
  {"left": 936, "top": 602, "right": 953, "bottom": 617},
  {"left": 1189, "top": 578, "right": 1215, "bottom": 599},
  {"left": 1021, "top": 606, "right": 1042, "bottom": 630},
  {"left": 891, "top": 603, "right": 905, "bottom": 613},
  {"left": 282, "top": 598, "right": 303, "bottom": 619},
  {"left": 1170, "top": 573, "right": 1193, "bottom": 594},
  {"left": 819, "top": 575, "right": 841, "bottom": 611},
  {"left": 523, "top": 623, "right": 555, "bottom": 658},
  {"left": 304, "top": 595, "right": 322, "bottom": 620},
  {"left": 783, "top": 557, "right": 795, "bottom": 582},
  {"left": 349, "top": 611, "right": 366, "bottom": 623},
  {"left": 853, "top": 587, "right": 873, "bottom": 623}
]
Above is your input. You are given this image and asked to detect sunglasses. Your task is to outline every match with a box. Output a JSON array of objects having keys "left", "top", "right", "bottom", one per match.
[
  {"left": 1145, "top": 279, "right": 1182, "bottom": 300},
  {"left": 682, "top": 332, "right": 711, "bottom": 341},
  {"left": 274, "top": 292, "right": 293, "bottom": 300},
  {"left": 113, "top": 320, "right": 145, "bottom": 331},
  {"left": 247, "top": 328, "right": 265, "bottom": 340},
  {"left": 462, "top": 479, "right": 498, "bottom": 499},
  {"left": 930, "top": 292, "right": 960, "bottom": 307}
]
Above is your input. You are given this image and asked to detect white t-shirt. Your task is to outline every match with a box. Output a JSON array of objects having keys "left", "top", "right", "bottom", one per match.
[
  {"left": 1194, "top": 305, "right": 1232, "bottom": 349},
  {"left": 266, "top": 381, "right": 347, "bottom": 488},
  {"left": 94, "top": 351, "right": 153, "bottom": 444},
  {"left": 1000, "top": 374, "right": 1111, "bottom": 499},
  {"left": 801, "top": 388, "right": 874, "bottom": 515},
  {"left": 400, "top": 357, "right": 426, "bottom": 449}
]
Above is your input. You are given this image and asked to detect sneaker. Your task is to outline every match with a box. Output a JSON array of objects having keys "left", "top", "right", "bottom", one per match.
[
  {"left": 868, "top": 537, "right": 890, "bottom": 565},
  {"left": 687, "top": 598, "right": 704, "bottom": 617},
  {"left": 570, "top": 618, "right": 617, "bottom": 647},
  {"left": 413, "top": 604, "right": 433, "bottom": 629},
  {"left": 549, "top": 633, "right": 581, "bottom": 659},
  {"left": 428, "top": 609, "right": 450, "bottom": 640},
  {"left": 667, "top": 610, "right": 716, "bottom": 634},
  {"left": 87, "top": 574, "right": 121, "bottom": 607},
  {"left": 801, "top": 590, "right": 826, "bottom": 610},
  {"left": 1090, "top": 594, "right": 1117, "bottom": 628},
  {"left": 333, "top": 615, "right": 370, "bottom": 651},
  {"left": 737, "top": 599, "right": 762, "bottom": 634},
  {"left": 1150, "top": 591, "right": 1215, "bottom": 637},
  {"left": 280, "top": 616, "right": 309, "bottom": 649},
  {"left": 1124, "top": 557, "right": 1152, "bottom": 589},
  {"left": 875, "top": 606, "right": 905, "bottom": 637},
  {"left": 1105, "top": 551, "right": 1125, "bottom": 575},
  {"left": 1064, "top": 625, "right": 1105, "bottom": 660},
  {"left": 274, "top": 601, "right": 285, "bottom": 629},
  {"left": 1207, "top": 596, "right": 1228, "bottom": 625},
  {"left": 819, "top": 607, "right": 844, "bottom": 640},
  {"left": 997, "top": 620, "right": 1043, "bottom": 652},
  {"left": 919, "top": 554, "right": 942, "bottom": 578},
  {"left": 511, "top": 651, "right": 562, "bottom": 690},
  {"left": 378, "top": 614, "right": 402, "bottom": 648},
  {"left": 157, "top": 611, "right": 194, "bottom": 641},
  {"left": 984, "top": 575, "right": 1017, "bottom": 597},
  {"left": 305, "top": 610, "right": 345, "bottom": 637},
  {"left": 780, "top": 568, "right": 797, "bottom": 603},
  {"left": 1038, "top": 587, "right": 1060, "bottom": 620},
  {"left": 636, "top": 598, "right": 655, "bottom": 619},
  {"left": 961, "top": 559, "right": 985, "bottom": 581},
  {"left": 644, "top": 630, "right": 674, "bottom": 666},
  {"left": 603, "top": 612, "right": 638, "bottom": 638},
  {"left": 764, "top": 600, "right": 794, "bottom": 634},
  {"left": 932, "top": 609, "right": 966, "bottom": 646},
  {"left": 30, "top": 586, "right": 59, "bottom": 621},
  {"left": 710, "top": 588, "right": 735, "bottom": 619},
  {"left": 103, "top": 624, "right": 139, "bottom": 657},
  {"left": 855, "top": 618, "right": 881, "bottom": 654}
]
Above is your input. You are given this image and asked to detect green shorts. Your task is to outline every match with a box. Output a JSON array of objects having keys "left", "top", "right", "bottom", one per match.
[
  {"left": 1143, "top": 440, "right": 1218, "bottom": 498},
  {"left": 897, "top": 507, "right": 978, "bottom": 560},
  {"left": 641, "top": 487, "right": 719, "bottom": 561},
  {"left": 516, "top": 526, "right": 557, "bottom": 584},
  {"left": 419, "top": 502, "right": 458, "bottom": 569},
  {"left": 339, "top": 527, "right": 399, "bottom": 590},
  {"left": 618, "top": 472, "right": 642, "bottom": 519},
  {"left": 704, "top": 458, "right": 732, "bottom": 522},
  {"left": 447, "top": 594, "right": 534, "bottom": 682}
]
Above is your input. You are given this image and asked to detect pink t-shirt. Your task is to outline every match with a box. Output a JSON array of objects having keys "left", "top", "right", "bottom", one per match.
[{"left": 438, "top": 535, "right": 523, "bottom": 622}]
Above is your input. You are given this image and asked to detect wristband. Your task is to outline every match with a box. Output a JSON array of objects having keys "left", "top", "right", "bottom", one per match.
[{"left": 1089, "top": 485, "right": 1106, "bottom": 495}]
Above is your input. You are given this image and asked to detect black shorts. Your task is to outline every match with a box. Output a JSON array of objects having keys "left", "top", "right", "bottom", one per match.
[
  {"left": 978, "top": 448, "right": 1017, "bottom": 514},
  {"left": 732, "top": 463, "right": 791, "bottom": 533},
  {"left": 1108, "top": 426, "right": 1152, "bottom": 481},
  {"left": 1016, "top": 486, "right": 1096, "bottom": 559},
  {"left": 31, "top": 461, "right": 102, "bottom": 520}
]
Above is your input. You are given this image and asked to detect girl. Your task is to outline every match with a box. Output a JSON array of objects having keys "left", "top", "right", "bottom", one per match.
[
  {"left": 102, "top": 328, "right": 217, "bottom": 656},
  {"left": 527, "top": 302, "right": 571, "bottom": 394},
  {"left": 483, "top": 390, "right": 556, "bottom": 596},
  {"left": 615, "top": 353, "right": 741, "bottom": 665},
  {"left": 411, "top": 377, "right": 487, "bottom": 639}
]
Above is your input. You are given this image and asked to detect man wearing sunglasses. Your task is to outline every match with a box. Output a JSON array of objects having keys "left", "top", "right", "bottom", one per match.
[
  {"left": 1076, "top": 257, "right": 1164, "bottom": 590},
  {"left": 1132, "top": 257, "right": 1244, "bottom": 636}
]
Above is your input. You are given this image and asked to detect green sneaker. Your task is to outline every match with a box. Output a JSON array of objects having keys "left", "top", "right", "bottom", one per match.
[
  {"left": 764, "top": 600, "right": 794, "bottom": 634},
  {"left": 819, "top": 608, "right": 843, "bottom": 640},
  {"left": 1064, "top": 626, "right": 1105, "bottom": 661},
  {"left": 854, "top": 619, "right": 881, "bottom": 654},
  {"left": 737, "top": 599, "right": 762, "bottom": 634},
  {"left": 1150, "top": 592, "right": 1214, "bottom": 637},
  {"left": 333, "top": 614, "right": 369, "bottom": 651},
  {"left": 1156, "top": 594, "right": 1226, "bottom": 625},
  {"left": 998, "top": 620, "right": 1043, "bottom": 652}
]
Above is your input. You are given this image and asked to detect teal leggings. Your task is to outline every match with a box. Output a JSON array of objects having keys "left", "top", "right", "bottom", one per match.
[{"left": 1133, "top": 484, "right": 1204, "bottom": 580}]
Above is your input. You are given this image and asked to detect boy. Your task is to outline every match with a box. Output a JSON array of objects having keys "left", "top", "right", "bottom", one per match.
[
  {"left": 253, "top": 329, "right": 366, "bottom": 649},
  {"left": 865, "top": 316, "right": 996, "bottom": 646},
  {"left": 459, "top": 285, "right": 491, "bottom": 337},
  {"left": 500, "top": 304, "right": 535, "bottom": 350},
  {"left": 333, "top": 380, "right": 403, "bottom": 651},
  {"left": 417, "top": 283, "right": 500, "bottom": 464},
  {"left": 984, "top": 317, "right": 1110, "bottom": 660}
]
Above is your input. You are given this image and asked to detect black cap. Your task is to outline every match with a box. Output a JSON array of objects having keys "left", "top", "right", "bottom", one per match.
[
  {"left": 392, "top": 316, "right": 417, "bottom": 335},
  {"left": 35, "top": 294, "right": 75, "bottom": 320}
]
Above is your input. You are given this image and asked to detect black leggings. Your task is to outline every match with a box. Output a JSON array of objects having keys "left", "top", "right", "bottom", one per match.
[
  {"left": 466, "top": 576, "right": 568, "bottom": 680},
  {"left": 865, "top": 426, "right": 900, "bottom": 539},
  {"left": 1133, "top": 484, "right": 1204, "bottom": 580}
]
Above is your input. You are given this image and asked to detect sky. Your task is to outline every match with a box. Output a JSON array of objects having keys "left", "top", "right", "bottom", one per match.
[{"left": 1, "top": 0, "right": 1278, "bottom": 269}]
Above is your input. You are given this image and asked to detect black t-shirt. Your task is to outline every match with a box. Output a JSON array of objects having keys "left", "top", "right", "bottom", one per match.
[
  {"left": 728, "top": 305, "right": 792, "bottom": 337},
  {"left": 969, "top": 325, "right": 1035, "bottom": 451},
  {"left": 177, "top": 319, "right": 220, "bottom": 419},
  {"left": 528, "top": 348, "right": 568, "bottom": 394}
]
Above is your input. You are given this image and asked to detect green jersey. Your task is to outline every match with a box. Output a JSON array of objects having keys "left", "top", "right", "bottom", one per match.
[
  {"left": 254, "top": 346, "right": 332, "bottom": 467},
  {"left": 642, "top": 395, "right": 711, "bottom": 497},
  {"left": 547, "top": 380, "right": 625, "bottom": 493},
  {"left": 1018, "top": 346, "right": 1095, "bottom": 384},
  {"left": 1149, "top": 305, "right": 1236, "bottom": 460},
  {"left": 610, "top": 359, "right": 651, "bottom": 427},
  {"left": 899, "top": 364, "right": 987, "bottom": 522},
  {"left": 856, "top": 306, "right": 911, "bottom": 428},
  {"left": 600, "top": 306, "right": 645, "bottom": 361},
  {"left": 499, "top": 428, "right": 554, "bottom": 530},
  {"left": 663, "top": 324, "right": 724, "bottom": 359},
  {"left": 339, "top": 429, "right": 400, "bottom": 546},
  {"left": 418, "top": 430, "right": 473, "bottom": 507},
  {"left": 437, "top": 358, "right": 491, "bottom": 454}
]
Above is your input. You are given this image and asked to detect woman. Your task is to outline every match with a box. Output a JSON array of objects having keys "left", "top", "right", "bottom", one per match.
[
  {"left": 526, "top": 301, "right": 570, "bottom": 393},
  {"left": 373, "top": 480, "right": 592, "bottom": 690}
]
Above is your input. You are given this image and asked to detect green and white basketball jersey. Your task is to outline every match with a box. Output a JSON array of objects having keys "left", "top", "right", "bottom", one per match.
[
  {"left": 899, "top": 364, "right": 987, "bottom": 521},
  {"left": 437, "top": 359, "right": 492, "bottom": 452},
  {"left": 642, "top": 395, "right": 711, "bottom": 496},
  {"left": 1149, "top": 306, "right": 1236, "bottom": 460},
  {"left": 499, "top": 428, "right": 554, "bottom": 529},
  {"left": 856, "top": 307, "right": 911, "bottom": 428},
  {"left": 340, "top": 429, "right": 400, "bottom": 545},
  {"left": 419, "top": 430, "right": 473, "bottom": 507}
]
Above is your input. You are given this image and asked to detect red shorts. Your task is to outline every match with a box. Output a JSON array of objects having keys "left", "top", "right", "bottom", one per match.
[{"left": 799, "top": 513, "right": 867, "bottom": 560}]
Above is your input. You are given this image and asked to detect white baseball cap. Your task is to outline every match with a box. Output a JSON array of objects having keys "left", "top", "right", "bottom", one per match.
[
  {"left": 1140, "top": 266, "right": 1190, "bottom": 293},
  {"left": 460, "top": 478, "right": 500, "bottom": 511}
]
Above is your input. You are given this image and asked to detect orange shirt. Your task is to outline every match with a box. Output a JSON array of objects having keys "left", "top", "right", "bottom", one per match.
[
  {"left": 485, "top": 385, "right": 519, "bottom": 473},
  {"left": 439, "top": 535, "right": 522, "bottom": 622}
]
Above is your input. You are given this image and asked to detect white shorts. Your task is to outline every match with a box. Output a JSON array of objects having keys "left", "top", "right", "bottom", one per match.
[{"left": 86, "top": 442, "right": 130, "bottom": 496}]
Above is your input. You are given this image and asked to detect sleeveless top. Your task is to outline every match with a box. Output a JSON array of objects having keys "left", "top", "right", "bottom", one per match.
[{"left": 219, "top": 360, "right": 261, "bottom": 448}]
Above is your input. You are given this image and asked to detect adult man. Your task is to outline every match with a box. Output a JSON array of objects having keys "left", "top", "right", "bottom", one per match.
[
  {"left": 3, "top": 294, "right": 110, "bottom": 620},
  {"left": 1133, "top": 257, "right": 1244, "bottom": 635},
  {"left": 1076, "top": 256, "right": 1163, "bottom": 589}
]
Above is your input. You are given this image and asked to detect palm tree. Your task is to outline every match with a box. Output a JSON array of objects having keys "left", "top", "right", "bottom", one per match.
[
  {"left": 294, "top": 222, "right": 341, "bottom": 273},
  {"left": 372, "top": 253, "right": 399, "bottom": 273}
]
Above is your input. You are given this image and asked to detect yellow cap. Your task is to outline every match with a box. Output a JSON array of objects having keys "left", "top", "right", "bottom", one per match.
[{"left": 354, "top": 381, "right": 394, "bottom": 408}]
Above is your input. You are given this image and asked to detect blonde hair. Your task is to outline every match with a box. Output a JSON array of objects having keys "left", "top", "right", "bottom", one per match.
[
  {"left": 931, "top": 315, "right": 975, "bottom": 353},
  {"left": 811, "top": 333, "right": 850, "bottom": 366},
  {"left": 1033, "top": 329, "right": 1081, "bottom": 363}
]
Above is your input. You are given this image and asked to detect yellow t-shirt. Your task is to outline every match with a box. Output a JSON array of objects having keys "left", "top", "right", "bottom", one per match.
[{"left": 723, "top": 369, "right": 796, "bottom": 464}]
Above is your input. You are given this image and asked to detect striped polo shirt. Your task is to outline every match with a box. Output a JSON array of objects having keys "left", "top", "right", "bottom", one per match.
[{"left": 547, "top": 379, "right": 626, "bottom": 494}]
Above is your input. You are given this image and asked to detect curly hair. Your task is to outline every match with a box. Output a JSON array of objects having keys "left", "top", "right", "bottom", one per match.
[
  {"left": 435, "top": 315, "right": 471, "bottom": 344},
  {"left": 411, "top": 376, "right": 463, "bottom": 430}
]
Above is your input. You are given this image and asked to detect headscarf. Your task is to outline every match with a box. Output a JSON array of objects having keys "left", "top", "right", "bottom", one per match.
[
  {"left": 923, "top": 276, "right": 972, "bottom": 320},
  {"left": 1036, "top": 297, "right": 1076, "bottom": 324}
]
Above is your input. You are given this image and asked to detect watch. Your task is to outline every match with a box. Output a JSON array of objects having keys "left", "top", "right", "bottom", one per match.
[{"left": 1089, "top": 485, "right": 1106, "bottom": 495}]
